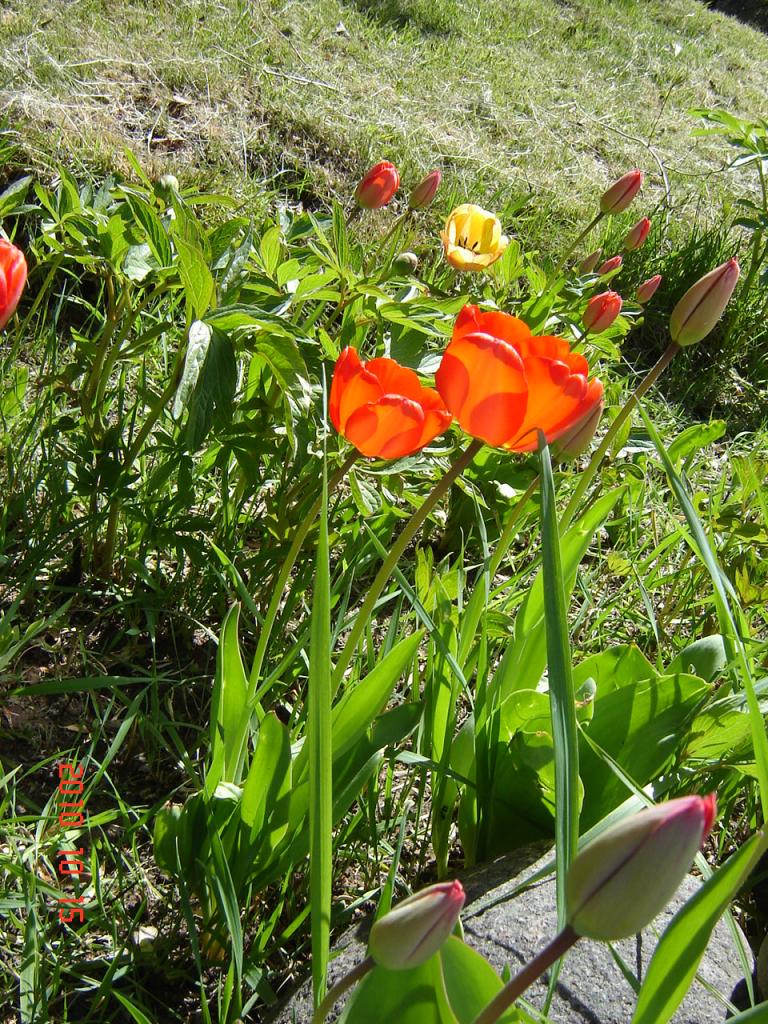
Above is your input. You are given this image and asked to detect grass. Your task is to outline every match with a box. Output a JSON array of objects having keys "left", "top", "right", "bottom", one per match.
[{"left": 2, "top": 0, "right": 768, "bottom": 239}]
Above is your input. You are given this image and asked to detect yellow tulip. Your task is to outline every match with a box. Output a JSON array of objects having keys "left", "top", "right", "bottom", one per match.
[{"left": 440, "top": 203, "right": 508, "bottom": 271}]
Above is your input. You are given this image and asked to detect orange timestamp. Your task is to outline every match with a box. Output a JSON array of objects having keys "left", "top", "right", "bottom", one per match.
[{"left": 56, "top": 762, "right": 88, "bottom": 925}]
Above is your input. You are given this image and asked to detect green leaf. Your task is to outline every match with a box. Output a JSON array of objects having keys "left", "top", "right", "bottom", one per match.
[
  {"left": 153, "top": 803, "right": 184, "bottom": 874},
  {"left": 667, "top": 635, "right": 727, "bottom": 682},
  {"left": 173, "top": 320, "right": 212, "bottom": 420},
  {"left": 632, "top": 830, "right": 768, "bottom": 1024},
  {"left": 440, "top": 937, "right": 520, "bottom": 1023},
  {"left": 0, "top": 175, "right": 32, "bottom": 218},
  {"left": 125, "top": 194, "right": 173, "bottom": 267},
  {"left": 207, "top": 604, "right": 249, "bottom": 792},
  {"left": 309, "top": 450, "right": 333, "bottom": 1007},
  {"left": 175, "top": 234, "right": 216, "bottom": 319},
  {"left": 667, "top": 420, "right": 726, "bottom": 467},
  {"left": 538, "top": 438, "right": 579, "bottom": 942},
  {"left": 184, "top": 328, "right": 238, "bottom": 451},
  {"left": 241, "top": 712, "right": 292, "bottom": 851},
  {"left": 340, "top": 955, "right": 446, "bottom": 1024}
]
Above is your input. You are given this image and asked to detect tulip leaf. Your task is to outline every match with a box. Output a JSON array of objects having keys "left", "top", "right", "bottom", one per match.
[
  {"left": 206, "top": 603, "right": 249, "bottom": 793},
  {"left": 632, "top": 829, "right": 768, "bottom": 1024}
]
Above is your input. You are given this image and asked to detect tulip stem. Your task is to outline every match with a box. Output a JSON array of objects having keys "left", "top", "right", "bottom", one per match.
[
  {"left": 560, "top": 340, "right": 680, "bottom": 532},
  {"left": 311, "top": 956, "right": 374, "bottom": 1024},
  {"left": 332, "top": 438, "right": 484, "bottom": 695},
  {"left": 471, "top": 926, "right": 579, "bottom": 1024},
  {"left": 554, "top": 212, "right": 604, "bottom": 279}
]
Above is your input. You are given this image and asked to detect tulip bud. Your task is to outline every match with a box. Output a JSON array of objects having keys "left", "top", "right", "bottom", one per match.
[
  {"left": 578, "top": 248, "right": 603, "bottom": 274},
  {"left": 600, "top": 170, "right": 643, "bottom": 215},
  {"left": 408, "top": 169, "right": 442, "bottom": 210},
  {"left": 669, "top": 258, "right": 740, "bottom": 347},
  {"left": 0, "top": 239, "right": 28, "bottom": 332},
  {"left": 623, "top": 217, "right": 651, "bottom": 251},
  {"left": 583, "top": 291, "right": 622, "bottom": 333},
  {"left": 368, "top": 880, "right": 465, "bottom": 970},
  {"left": 597, "top": 255, "right": 623, "bottom": 276},
  {"left": 355, "top": 161, "right": 400, "bottom": 209},
  {"left": 567, "top": 794, "right": 716, "bottom": 940},
  {"left": 636, "top": 274, "right": 662, "bottom": 304},
  {"left": 393, "top": 251, "right": 419, "bottom": 274},
  {"left": 552, "top": 400, "right": 604, "bottom": 462}
]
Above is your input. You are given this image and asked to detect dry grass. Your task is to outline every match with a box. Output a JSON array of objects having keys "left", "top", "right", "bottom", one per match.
[{"left": 2, "top": 0, "right": 768, "bottom": 239}]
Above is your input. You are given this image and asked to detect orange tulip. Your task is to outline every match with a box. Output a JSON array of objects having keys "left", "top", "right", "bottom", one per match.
[
  {"left": 436, "top": 305, "right": 604, "bottom": 452},
  {"left": 636, "top": 274, "right": 662, "bottom": 304},
  {"left": 0, "top": 239, "right": 27, "bottom": 331},
  {"left": 355, "top": 161, "right": 400, "bottom": 209},
  {"left": 622, "top": 216, "right": 651, "bottom": 251},
  {"left": 596, "top": 254, "right": 622, "bottom": 276},
  {"left": 330, "top": 348, "right": 452, "bottom": 459}
]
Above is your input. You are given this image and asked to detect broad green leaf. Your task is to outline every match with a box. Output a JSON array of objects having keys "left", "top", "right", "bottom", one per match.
[
  {"left": 184, "top": 328, "right": 237, "bottom": 451},
  {"left": 153, "top": 803, "right": 183, "bottom": 874},
  {"left": 207, "top": 604, "right": 249, "bottom": 792},
  {"left": 339, "top": 954, "right": 446, "bottom": 1024},
  {"left": 440, "top": 937, "right": 521, "bottom": 1023},
  {"left": 175, "top": 234, "right": 215, "bottom": 319},
  {"left": 632, "top": 830, "right": 768, "bottom": 1024},
  {"left": 173, "top": 320, "right": 212, "bottom": 420},
  {"left": 579, "top": 673, "right": 707, "bottom": 828},
  {"left": 721, "top": 1003, "right": 768, "bottom": 1022},
  {"left": 124, "top": 193, "right": 173, "bottom": 267},
  {"left": 0, "top": 175, "right": 32, "bottom": 218},
  {"left": 667, "top": 635, "right": 727, "bottom": 682},
  {"left": 667, "top": 420, "right": 726, "bottom": 467},
  {"left": 241, "top": 712, "right": 292, "bottom": 843}
]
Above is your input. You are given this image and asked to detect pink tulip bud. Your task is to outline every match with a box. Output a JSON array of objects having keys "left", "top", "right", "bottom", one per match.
[
  {"left": 0, "top": 239, "right": 28, "bottom": 332},
  {"left": 636, "top": 274, "right": 662, "bottom": 304},
  {"left": 567, "top": 794, "right": 716, "bottom": 940},
  {"left": 355, "top": 161, "right": 400, "bottom": 209},
  {"left": 368, "top": 880, "right": 465, "bottom": 970},
  {"left": 583, "top": 290, "right": 622, "bottom": 333},
  {"left": 408, "top": 169, "right": 442, "bottom": 210},
  {"left": 597, "top": 255, "right": 623, "bottom": 276},
  {"left": 623, "top": 217, "right": 651, "bottom": 251},
  {"left": 578, "top": 248, "right": 603, "bottom": 274},
  {"left": 600, "top": 170, "right": 644, "bottom": 215},
  {"left": 669, "top": 258, "right": 740, "bottom": 347},
  {"left": 552, "top": 400, "right": 604, "bottom": 462}
]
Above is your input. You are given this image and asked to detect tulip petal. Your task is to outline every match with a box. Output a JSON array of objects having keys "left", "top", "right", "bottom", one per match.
[
  {"left": 365, "top": 358, "right": 427, "bottom": 404},
  {"left": 344, "top": 396, "right": 425, "bottom": 459},
  {"left": 506, "top": 346, "right": 598, "bottom": 451},
  {"left": 329, "top": 348, "right": 382, "bottom": 433},
  {"left": 455, "top": 306, "right": 531, "bottom": 349},
  {"left": 436, "top": 331, "right": 527, "bottom": 447}
]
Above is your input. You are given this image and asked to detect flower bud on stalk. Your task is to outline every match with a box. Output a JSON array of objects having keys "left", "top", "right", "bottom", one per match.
[
  {"left": 636, "top": 274, "right": 662, "bottom": 304},
  {"left": 368, "top": 880, "right": 465, "bottom": 970},
  {"left": 567, "top": 794, "right": 717, "bottom": 940},
  {"left": 355, "top": 161, "right": 400, "bottom": 209},
  {"left": 393, "top": 251, "right": 419, "bottom": 274},
  {"left": 623, "top": 216, "right": 651, "bottom": 251},
  {"left": 597, "top": 254, "right": 623, "bottom": 276},
  {"left": 583, "top": 291, "right": 622, "bottom": 333},
  {"left": 578, "top": 248, "right": 603, "bottom": 274},
  {"left": 0, "top": 239, "right": 27, "bottom": 331},
  {"left": 552, "top": 400, "right": 604, "bottom": 462},
  {"left": 408, "top": 169, "right": 442, "bottom": 210},
  {"left": 669, "top": 258, "right": 740, "bottom": 347},
  {"left": 600, "top": 170, "right": 644, "bottom": 215}
]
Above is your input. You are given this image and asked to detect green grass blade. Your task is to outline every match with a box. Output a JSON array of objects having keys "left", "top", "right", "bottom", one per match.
[
  {"left": 309, "top": 430, "right": 333, "bottom": 1008},
  {"left": 538, "top": 437, "right": 579, "bottom": 998},
  {"left": 632, "top": 829, "right": 768, "bottom": 1024},
  {"left": 639, "top": 405, "right": 768, "bottom": 819},
  {"left": 721, "top": 1002, "right": 768, "bottom": 1022}
]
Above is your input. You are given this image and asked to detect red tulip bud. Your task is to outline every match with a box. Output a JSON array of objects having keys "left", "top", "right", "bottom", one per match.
[
  {"left": 600, "top": 170, "right": 644, "bottom": 215},
  {"left": 669, "top": 258, "right": 740, "bottom": 347},
  {"left": 636, "top": 274, "right": 662, "bottom": 304},
  {"left": 355, "top": 161, "right": 400, "bottom": 209},
  {"left": 0, "top": 239, "right": 27, "bottom": 331},
  {"left": 597, "top": 255, "right": 623, "bottom": 276},
  {"left": 623, "top": 217, "right": 651, "bottom": 251},
  {"left": 368, "top": 880, "right": 465, "bottom": 970},
  {"left": 578, "top": 248, "right": 603, "bottom": 274},
  {"left": 408, "top": 169, "right": 442, "bottom": 210},
  {"left": 583, "top": 291, "right": 622, "bottom": 333},
  {"left": 567, "top": 794, "right": 716, "bottom": 940}
]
